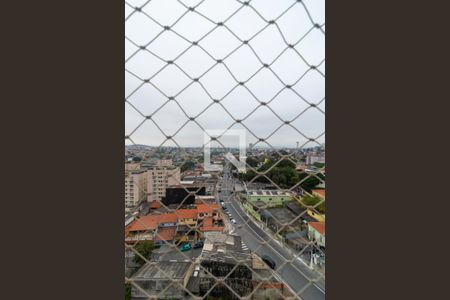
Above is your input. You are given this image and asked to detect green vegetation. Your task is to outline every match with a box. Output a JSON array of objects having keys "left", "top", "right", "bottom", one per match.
[
  {"left": 298, "top": 172, "right": 325, "bottom": 192},
  {"left": 240, "top": 156, "right": 325, "bottom": 191},
  {"left": 301, "top": 194, "right": 325, "bottom": 214},
  {"left": 125, "top": 282, "right": 131, "bottom": 300},
  {"left": 245, "top": 156, "right": 259, "bottom": 168},
  {"left": 133, "top": 240, "right": 155, "bottom": 266},
  {"left": 180, "top": 160, "right": 196, "bottom": 172},
  {"left": 313, "top": 162, "right": 325, "bottom": 169}
]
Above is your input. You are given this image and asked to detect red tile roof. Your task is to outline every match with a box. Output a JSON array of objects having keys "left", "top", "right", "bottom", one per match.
[
  {"left": 158, "top": 213, "right": 178, "bottom": 224},
  {"left": 154, "top": 226, "right": 177, "bottom": 241},
  {"left": 127, "top": 213, "right": 177, "bottom": 233},
  {"left": 196, "top": 203, "right": 219, "bottom": 214},
  {"left": 312, "top": 189, "right": 325, "bottom": 198},
  {"left": 149, "top": 200, "right": 161, "bottom": 209},
  {"left": 176, "top": 209, "right": 198, "bottom": 219},
  {"left": 202, "top": 216, "right": 213, "bottom": 227},
  {"left": 200, "top": 216, "right": 224, "bottom": 232},
  {"left": 308, "top": 222, "right": 325, "bottom": 236}
]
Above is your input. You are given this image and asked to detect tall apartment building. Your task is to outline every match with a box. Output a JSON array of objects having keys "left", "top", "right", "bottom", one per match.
[
  {"left": 156, "top": 159, "right": 173, "bottom": 168},
  {"left": 147, "top": 162, "right": 181, "bottom": 202},
  {"left": 306, "top": 153, "right": 325, "bottom": 165},
  {"left": 125, "top": 162, "right": 141, "bottom": 172},
  {"left": 125, "top": 169, "right": 148, "bottom": 213}
]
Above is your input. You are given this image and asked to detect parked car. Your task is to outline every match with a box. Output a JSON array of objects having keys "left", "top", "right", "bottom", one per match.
[
  {"left": 180, "top": 243, "right": 191, "bottom": 252},
  {"left": 261, "top": 255, "right": 276, "bottom": 269},
  {"left": 230, "top": 218, "right": 237, "bottom": 224},
  {"left": 193, "top": 240, "right": 204, "bottom": 249}
]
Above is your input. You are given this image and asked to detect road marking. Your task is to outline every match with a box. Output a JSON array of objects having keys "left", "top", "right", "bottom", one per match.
[
  {"left": 313, "top": 283, "right": 325, "bottom": 294},
  {"left": 227, "top": 193, "right": 326, "bottom": 295}
]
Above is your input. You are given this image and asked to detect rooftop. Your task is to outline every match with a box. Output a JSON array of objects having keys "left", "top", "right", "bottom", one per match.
[
  {"left": 154, "top": 226, "right": 177, "bottom": 241},
  {"left": 308, "top": 221, "right": 325, "bottom": 236},
  {"left": 248, "top": 190, "right": 292, "bottom": 197},
  {"left": 176, "top": 209, "right": 198, "bottom": 219},
  {"left": 312, "top": 189, "right": 326, "bottom": 198},
  {"left": 149, "top": 200, "right": 161, "bottom": 209},
  {"left": 196, "top": 203, "right": 219, "bottom": 214},
  {"left": 200, "top": 216, "right": 224, "bottom": 232},
  {"left": 127, "top": 213, "right": 178, "bottom": 232},
  {"left": 134, "top": 261, "right": 191, "bottom": 279},
  {"left": 201, "top": 233, "right": 251, "bottom": 264}
]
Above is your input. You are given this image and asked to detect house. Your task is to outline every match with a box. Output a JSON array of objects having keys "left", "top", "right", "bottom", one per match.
[
  {"left": 244, "top": 190, "right": 293, "bottom": 208},
  {"left": 125, "top": 213, "right": 178, "bottom": 244},
  {"left": 196, "top": 203, "right": 220, "bottom": 219},
  {"left": 154, "top": 225, "right": 177, "bottom": 244},
  {"left": 131, "top": 261, "right": 193, "bottom": 299},
  {"left": 187, "top": 233, "right": 253, "bottom": 299},
  {"left": 199, "top": 216, "right": 224, "bottom": 232},
  {"left": 306, "top": 209, "right": 325, "bottom": 222},
  {"left": 176, "top": 209, "right": 198, "bottom": 226},
  {"left": 312, "top": 189, "right": 325, "bottom": 199},
  {"left": 307, "top": 221, "right": 325, "bottom": 248},
  {"left": 149, "top": 200, "right": 161, "bottom": 209}
]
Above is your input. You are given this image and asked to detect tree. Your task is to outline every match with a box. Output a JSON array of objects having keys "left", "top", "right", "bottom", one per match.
[
  {"left": 301, "top": 194, "right": 325, "bottom": 214},
  {"left": 180, "top": 160, "right": 195, "bottom": 172},
  {"left": 245, "top": 156, "right": 259, "bottom": 168},
  {"left": 298, "top": 172, "right": 324, "bottom": 192},
  {"left": 133, "top": 240, "right": 155, "bottom": 266},
  {"left": 313, "top": 162, "right": 325, "bottom": 169},
  {"left": 125, "top": 282, "right": 131, "bottom": 300}
]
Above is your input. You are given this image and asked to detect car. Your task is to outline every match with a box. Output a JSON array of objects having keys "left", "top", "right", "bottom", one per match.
[
  {"left": 180, "top": 243, "right": 191, "bottom": 252},
  {"left": 193, "top": 240, "right": 204, "bottom": 249},
  {"left": 261, "top": 255, "right": 276, "bottom": 269},
  {"left": 230, "top": 218, "right": 237, "bottom": 224}
]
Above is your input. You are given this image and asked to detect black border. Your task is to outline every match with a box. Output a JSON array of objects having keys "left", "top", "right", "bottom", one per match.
[
  {"left": 2, "top": 1, "right": 124, "bottom": 299},
  {"left": 327, "top": 0, "right": 450, "bottom": 299}
]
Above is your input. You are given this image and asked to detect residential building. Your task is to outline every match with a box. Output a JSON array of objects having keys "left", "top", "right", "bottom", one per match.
[
  {"left": 125, "top": 204, "right": 224, "bottom": 244},
  {"left": 125, "top": 162, "right": 141, "bottom": 172},
  {"left": 131, "top": 261, "right": 193, "bottom": 299},
  {"left": 243, "top": 190, "right": 293, "bottom": 208},
  {"left": 156, "top": 159, "right": 173, "bottom": 168},
  {"left": 308, "top": 221, "right": 325, "bottom": 248},
  {"left": 306, "top": 153, "right": 325, "bottom": 165},
  {"left": 306, "top": 209, "right": 325, "bottom": 222},
  {"left": 147, "top": 165, "right": 180, "bottom": 202},
  {"left": 196, "top": 203, "right": 220, "bottom": 219},
  {"left": 312, "top": 189, "right": 326, "bottom": 199},
  {"left": 125, "top": 169, "right": 147, "bottom": 213},
  {"left": 176, "top": 209, "right": 198, "bottom": 227},
  {"left": 125, "top": 213, "right": 177, "bottom": 244},
  {"left": 187, "top": 233, "right": 253, "bottom": 299},
  {"left": 162, "top": 185, "right": 205, "bottom": 206}
]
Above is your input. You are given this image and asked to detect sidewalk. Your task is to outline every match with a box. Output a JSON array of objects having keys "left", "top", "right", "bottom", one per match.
[{"left": 234, "top": 193, "right": 326, "bottom": 290}]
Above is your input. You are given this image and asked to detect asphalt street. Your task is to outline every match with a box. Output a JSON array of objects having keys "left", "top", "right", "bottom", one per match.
[{"left": 218, "top": 165, "right": 325, "bottom": 300}]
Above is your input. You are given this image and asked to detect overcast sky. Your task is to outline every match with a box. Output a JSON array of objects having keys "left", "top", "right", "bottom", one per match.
[{"left": 125, "top": 0, "right": 324, "bottom": 149}]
